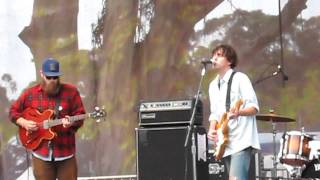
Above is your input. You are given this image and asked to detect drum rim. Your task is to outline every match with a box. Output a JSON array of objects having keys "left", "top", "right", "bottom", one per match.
[
  {"left": 286, "top": 131, "right": 313, "bottom": 138},
  {"left": 280, "top": 154, "right": 309, "bottom": 161}
]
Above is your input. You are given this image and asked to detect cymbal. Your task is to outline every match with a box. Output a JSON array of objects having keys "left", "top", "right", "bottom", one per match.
[{"left": 256, "top": 114, "right": 295, "bottom": 122}]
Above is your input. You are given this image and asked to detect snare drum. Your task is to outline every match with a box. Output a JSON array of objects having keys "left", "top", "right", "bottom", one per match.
[{"left": 279, "top": 131, "right": 313, "bottom": 166}]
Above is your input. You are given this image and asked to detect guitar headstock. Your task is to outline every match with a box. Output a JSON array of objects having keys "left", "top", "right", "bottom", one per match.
[{"left": 89, "top": 106, "right": 107, "bottom": 122}]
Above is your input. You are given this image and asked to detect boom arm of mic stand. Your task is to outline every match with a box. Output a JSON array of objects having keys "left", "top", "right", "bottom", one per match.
[
  {"left": 254, "top": 65, "right": 289, "bottom": 86},
  {"left": 253, "top": 71, "right": 279, "bottom": 86}
]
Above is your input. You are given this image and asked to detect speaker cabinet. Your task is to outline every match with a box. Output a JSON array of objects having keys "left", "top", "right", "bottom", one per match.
[{"left": 136, "top": 126, "right": 208, "bottom": 180}]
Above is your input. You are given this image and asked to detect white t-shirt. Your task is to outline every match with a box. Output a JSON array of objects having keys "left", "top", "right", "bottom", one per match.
[{"left": 208, "top": 69, "right": 261, "bottom": 157}]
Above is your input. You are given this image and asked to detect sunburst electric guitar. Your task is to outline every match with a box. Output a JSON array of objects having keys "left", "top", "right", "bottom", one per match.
[
  {"left": 214, "top": 99, "right": 243, "bottom": 160},
  {"left": 19, "top": 107, "right": 106, "bottom": 150}
]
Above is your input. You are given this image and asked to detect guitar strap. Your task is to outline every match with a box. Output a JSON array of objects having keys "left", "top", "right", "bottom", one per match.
[
  {"left": 54, "top": 98, "right": 61, "bottom": 119},
  {"left": 226, "top": 71, "right": 236, "bottom": 111}
]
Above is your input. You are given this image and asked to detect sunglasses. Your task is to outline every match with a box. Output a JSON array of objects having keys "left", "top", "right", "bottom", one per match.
[{"left": 45, "top": 76, "right": 59, "bottom": 80}]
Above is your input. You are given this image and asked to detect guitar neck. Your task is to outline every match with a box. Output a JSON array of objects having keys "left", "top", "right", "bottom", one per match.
[{"left": 44, "top": 114, "right": 89, "bottom": 128}]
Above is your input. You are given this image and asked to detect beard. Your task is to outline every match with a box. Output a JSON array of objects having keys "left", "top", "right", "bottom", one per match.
[{"left": 41, "top": 79, "right": 61, "bottom": 96}]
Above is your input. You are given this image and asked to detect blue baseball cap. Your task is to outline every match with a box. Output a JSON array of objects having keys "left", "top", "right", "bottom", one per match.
[{"left": 42, "top": 58, "right": 62, "bottom": 77}]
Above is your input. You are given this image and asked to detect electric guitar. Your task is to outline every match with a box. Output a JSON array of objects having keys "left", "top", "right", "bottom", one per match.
[
  {"left": 214, "top": 99, "right": 243, "bottom": 160},
  {"left": 19, "top": 107, "right": 106, "bottom": 150}
]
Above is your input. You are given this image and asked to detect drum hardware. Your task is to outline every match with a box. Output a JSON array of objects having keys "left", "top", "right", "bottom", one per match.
[
  {"left": 256, "top": 110, "right": 296, "bottom": 178},
  {"left": 282, "top": 164, "right": 304, "bottom": 179}
]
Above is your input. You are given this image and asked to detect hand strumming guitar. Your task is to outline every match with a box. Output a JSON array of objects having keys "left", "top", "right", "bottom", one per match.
[
  {"left": 16, "top": 117, "right": 39, "bottom": 131},
  {"left": 207, "top": 120, "right": 218, "bottom": 143}
]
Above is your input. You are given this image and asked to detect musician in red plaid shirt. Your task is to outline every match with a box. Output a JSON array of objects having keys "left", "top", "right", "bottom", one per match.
[{"left": 9, "top": 58, "right": 85, "bottom": 180}]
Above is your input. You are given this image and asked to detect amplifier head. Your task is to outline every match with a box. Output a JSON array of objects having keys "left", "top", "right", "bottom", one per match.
[{"left": 138, "top": 98, "right": 203, "bottom": 127}]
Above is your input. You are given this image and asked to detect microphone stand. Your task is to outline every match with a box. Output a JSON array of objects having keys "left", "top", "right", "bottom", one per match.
[
  {"left": 184, "top": 65, "right": 207, "bottom": 180},
  {"left": 253, "top": 71, "right": 279, "bottom": 86},
  {"left": 253, "top": 65, "right": 288, "bottom": 86}
]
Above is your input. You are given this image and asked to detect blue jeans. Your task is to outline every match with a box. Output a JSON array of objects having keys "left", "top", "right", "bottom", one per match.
[{"left": 223, "top": 147, "right": 253, "bottom": 180}]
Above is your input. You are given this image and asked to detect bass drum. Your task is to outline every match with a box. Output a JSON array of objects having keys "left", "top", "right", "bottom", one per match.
[{"left": 301, "top": 159, "right": 320, "bottom": 178}]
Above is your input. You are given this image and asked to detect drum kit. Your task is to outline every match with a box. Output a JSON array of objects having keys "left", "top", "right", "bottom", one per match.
[{"left": 256, "top": 112, "right": 320, "bottom": 179}]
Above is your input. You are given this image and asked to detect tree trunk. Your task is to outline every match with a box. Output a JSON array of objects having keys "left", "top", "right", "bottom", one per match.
[
  {"left": 94, "top": 0, "right": 139, "bottom": 174},
  {"left": 19, "top": 0, "right": 79, "bottom": 69}
]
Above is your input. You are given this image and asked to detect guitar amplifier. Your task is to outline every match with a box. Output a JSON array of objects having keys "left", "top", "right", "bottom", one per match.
[
  {"left": 138, "top": 98, "right": 203, "bottom": 127},
  {"left": 136, "top": 126, "right": 209, "bottom": 180}
]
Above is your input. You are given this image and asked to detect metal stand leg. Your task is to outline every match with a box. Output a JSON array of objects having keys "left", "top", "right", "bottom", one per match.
[
  {"left": 191, "top": 132, "right": 197, "bottom": 180},
  {"left": 272, "top": 122, "right": 278, "bottom": 179}
]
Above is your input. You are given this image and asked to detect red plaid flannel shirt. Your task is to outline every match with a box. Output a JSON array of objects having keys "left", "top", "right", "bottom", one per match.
[{"left": 9, "top": 83, "right": 85, "bottom": 158}]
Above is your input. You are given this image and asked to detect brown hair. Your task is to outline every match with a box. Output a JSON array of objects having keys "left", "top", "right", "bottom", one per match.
[{"left": 212, "top": 44, "right": 238, "bottom": 68}]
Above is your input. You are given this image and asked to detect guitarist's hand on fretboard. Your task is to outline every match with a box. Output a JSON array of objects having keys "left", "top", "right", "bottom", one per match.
[
  {"left": 227, "top": 105, "right": 241, "bottom": 120},
  {"left": 62, "top": 116, "right": 73, "bottom": 128},
  {"left": 227, "top": 110, "right": 240, "bottom": 120}
]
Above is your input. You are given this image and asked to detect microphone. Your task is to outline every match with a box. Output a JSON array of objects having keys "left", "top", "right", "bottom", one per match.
[
  {"left": 201, "top": 60, "right": 213, "bottom": 65},
  {"left": 277, "top": 65, "right": 289, "bottom": 81}
]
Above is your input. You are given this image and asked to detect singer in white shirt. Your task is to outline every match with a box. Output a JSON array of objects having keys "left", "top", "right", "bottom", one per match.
[{"left": 207, "top": 44, "right": 260, "bottom": 180}]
